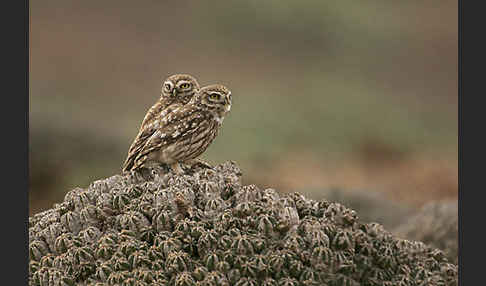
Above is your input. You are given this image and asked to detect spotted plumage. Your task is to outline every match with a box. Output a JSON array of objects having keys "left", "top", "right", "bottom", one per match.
[
  {"left": 122, "top": 74, "right": 200, "bottom": 172},
  {"left": 123, "top": 84, "right": 232, "bottom": 174}
]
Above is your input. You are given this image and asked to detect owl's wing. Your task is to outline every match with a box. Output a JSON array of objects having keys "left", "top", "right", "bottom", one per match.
[
  {"left": 139, "top": 101, "right": 164, "bottom": 133},
  {"left": 122, "top": 103, "right": 182, "bottom": 172},
  {"left": 132, "top": 106, "right": 208, "bottom": 168}
]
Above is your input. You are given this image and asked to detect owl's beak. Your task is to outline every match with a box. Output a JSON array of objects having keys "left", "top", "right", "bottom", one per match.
[
  {"left": 172, "top": 89, "right": 177, "bottom": 97},
  {"left": 224, "top": 103, "right": 231, "bottom": 112}
]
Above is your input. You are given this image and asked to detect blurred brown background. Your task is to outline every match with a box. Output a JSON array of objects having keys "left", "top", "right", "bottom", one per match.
[{"left": 30, "top": 0, "right": 457, "bottom": 227}]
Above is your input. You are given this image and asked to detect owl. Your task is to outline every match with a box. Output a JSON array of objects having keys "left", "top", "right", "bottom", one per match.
[
  {"left": 122, "top": 74, "right": 200, "bottom": 172},
  {"left": 125, "top": 84, "right": 232, "bottom": 174}
]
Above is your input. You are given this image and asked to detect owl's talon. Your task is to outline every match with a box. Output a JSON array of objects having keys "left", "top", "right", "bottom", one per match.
[
  {"left": 187, "top": 158, "right": 214, "bottom": 170},
  {"left": 170, "top": 163, "right": 185, "bottom": 175},
  {"left": 196, "top": 161, "right": 213, "bottom": 169}
]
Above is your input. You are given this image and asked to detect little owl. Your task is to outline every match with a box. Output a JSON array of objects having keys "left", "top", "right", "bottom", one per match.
[
  {"left": 122, "top": 74, "right": 200, "bottom": 172},
  {"left": 123, "top": 84, "right": 232, "bottom": 174}
]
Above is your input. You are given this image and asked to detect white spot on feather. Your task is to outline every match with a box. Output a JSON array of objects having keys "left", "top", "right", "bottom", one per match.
[{"left": 215, "top": 116, "right": 224, "bottom": 124}]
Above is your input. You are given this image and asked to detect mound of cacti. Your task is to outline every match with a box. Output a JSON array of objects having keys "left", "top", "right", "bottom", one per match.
[{"left": 29, "top": 162, "right": 457, "bottom": 286}]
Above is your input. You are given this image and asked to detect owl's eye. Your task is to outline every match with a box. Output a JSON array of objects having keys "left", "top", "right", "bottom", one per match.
[
  {"left": 209, "top": 93, "right": 221, "bottom": 100},
  {"left": 164, "top": 83, "right": 172, "bottom": 91},
  {"left": 180, "top": 83, "right": 191, "bottom": 89}
]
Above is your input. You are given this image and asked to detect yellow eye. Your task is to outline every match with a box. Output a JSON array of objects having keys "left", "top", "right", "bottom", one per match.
[
  {"left": 209, "top": 93, "right": 220, "bottom": 100},
  {"left": 180, "top": 83, "right": 190, "bottom": 89}
]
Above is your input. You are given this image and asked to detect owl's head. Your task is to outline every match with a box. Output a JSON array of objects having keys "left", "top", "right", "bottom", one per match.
[
  {"left": 161, "top": 74, "right": 200, "bottom": 104},
  {"left": 194, "top": 84, "right": 232, "bottom": 119}
]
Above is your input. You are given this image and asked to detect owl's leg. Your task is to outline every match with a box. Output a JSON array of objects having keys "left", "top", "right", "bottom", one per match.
[
  {"left": 128, "top": 167, "right": 154, "bottom": 182},
  {"left": 151, "top": 165, "right": 171, "bottom": 178},
  {"left": 187, "top": 158, "right": 213, "bottom": 169},
  {"left": 143, "top": 162, "right": 170, "bottom": 178},
  {"left": 170, "top": 162, "right": 185, "bottom": 175}
]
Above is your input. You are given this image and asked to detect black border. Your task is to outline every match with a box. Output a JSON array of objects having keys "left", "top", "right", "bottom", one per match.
[
  {"left": 3, "top": 0, "right": 29, "bottom": 283},
  {"left": 459, "top": 0, "right": 482, "bottom": 285}
]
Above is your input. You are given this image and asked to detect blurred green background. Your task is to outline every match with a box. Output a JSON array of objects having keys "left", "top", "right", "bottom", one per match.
[{"left": 30, "top": 0, "right": 457, "bottom": 224}]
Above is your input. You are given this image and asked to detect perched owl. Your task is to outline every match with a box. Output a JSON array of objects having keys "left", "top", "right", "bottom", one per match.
[
  {"left": 125, "top": 84, "right": 232, "bottom": 174},
  {"left": 122, "top": 74, "right": 200, "bottom": 172}
]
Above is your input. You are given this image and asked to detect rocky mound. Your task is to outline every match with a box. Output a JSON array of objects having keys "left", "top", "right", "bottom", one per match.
[{"left": 29, "top": 162, "right": 457, "bottom": 286}]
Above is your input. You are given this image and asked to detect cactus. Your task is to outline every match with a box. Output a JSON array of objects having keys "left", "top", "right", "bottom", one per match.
[{"left": 29, "top": 161, "right": 457, "bottom": 285}]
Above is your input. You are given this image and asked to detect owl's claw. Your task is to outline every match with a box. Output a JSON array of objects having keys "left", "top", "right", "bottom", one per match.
[
  {"left": 189, "top": 158, "right": 214, "bottom": 170},
  {"left": 170, "top": 163, "right": 185, "bottom": 175}
]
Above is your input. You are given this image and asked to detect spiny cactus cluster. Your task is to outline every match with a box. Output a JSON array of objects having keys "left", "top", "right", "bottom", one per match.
[
  {"left": 29, "top": 161, "right": 457, "bottom": 286},
  {"left": 393, "top": 201, "right": 458, "bottom": 265}
]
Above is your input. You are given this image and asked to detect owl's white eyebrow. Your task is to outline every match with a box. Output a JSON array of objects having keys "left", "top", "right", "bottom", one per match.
[{"left": 177, "top": 80, "right": 191, "bottom": 86}]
